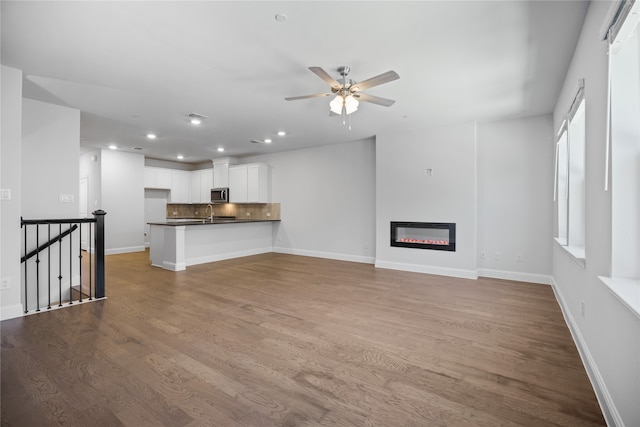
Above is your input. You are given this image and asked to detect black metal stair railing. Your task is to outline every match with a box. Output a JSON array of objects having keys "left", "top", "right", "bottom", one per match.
[{"left": 20, "top": 210, "right": 106, "bottom": 314}]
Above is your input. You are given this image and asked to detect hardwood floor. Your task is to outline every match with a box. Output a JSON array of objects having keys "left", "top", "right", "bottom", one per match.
[{"left": 1, "top": 251, "right": 605, "bottom": 426}]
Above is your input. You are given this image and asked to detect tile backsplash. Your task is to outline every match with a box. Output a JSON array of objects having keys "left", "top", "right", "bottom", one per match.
[{"left": 166, "top": 203, "right": 280, "bottom": 220}]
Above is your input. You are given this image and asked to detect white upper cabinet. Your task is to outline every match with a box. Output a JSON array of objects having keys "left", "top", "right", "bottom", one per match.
[
  {"left": 229, "top": 163, "right": 268, "bottom": 203},
  {"left": 144, "top": 167, "right": 172, "bottom": 189},
  {"left": 190, "top": 169, "right": 213, "bottom": 203},
  {"left": 169, "top": 170, "right": 191, "bottom": 203},
  {"left": 212, "top": 157, "right": 238, "bottom": 188},
  {"left": 213, "top": 165, "right": 229, "bottom": 188}
]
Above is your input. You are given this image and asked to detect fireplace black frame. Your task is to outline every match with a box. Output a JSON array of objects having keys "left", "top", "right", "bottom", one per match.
[{"left": 390, "top": 222, "right": 456, "bottom": 251}]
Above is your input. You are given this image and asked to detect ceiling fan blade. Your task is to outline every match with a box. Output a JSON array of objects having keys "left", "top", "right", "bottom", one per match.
[
  {"left": 353, "top": 92, "right": 396, "bottom": 107},
  {"left": 308, "top": 66, "right": 341, "bottom": 90},
  {"left": 285, "top": 92, "right": 332, "bottom": 101},
  {"left": 350, "top": 70, "right": 399, "bottom": 92}
]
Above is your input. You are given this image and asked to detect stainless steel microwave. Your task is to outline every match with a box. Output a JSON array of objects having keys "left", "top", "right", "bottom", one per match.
[{"left": 211, "top": 187, "right": 229, "bottom": 203}]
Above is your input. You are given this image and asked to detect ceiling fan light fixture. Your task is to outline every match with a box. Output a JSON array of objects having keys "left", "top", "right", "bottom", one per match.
[
  {"left": 329, "top": 95, "right": 343, "bottom": 115},
  {"left": 344, "top": 95, "right": 359, "bottom": 114}
]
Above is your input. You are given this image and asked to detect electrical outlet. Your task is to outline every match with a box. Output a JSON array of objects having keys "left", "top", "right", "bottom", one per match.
[
  {"left": 266, "top": 212, "right": 271, "bottom": 217},
  {"left": 58, "top": 194, "right": 74, "bottom": 203},
  {"left": 0, "top": 278, "right": 10, "bottom": 290},
  {"left": 424, "top": 168, "right": 433, "bottom": 176},
  {"left": 246, "top": 212, "right": 250, "bottom": 216},
  {"left": 0, "top": 189, "right": 11, "bottom": 200},
  {"left": 516, "top": 254, "right": 523, "bottom": 262},
  {"left": 495, "top": 252, "right": 501, "bottom": 260}
]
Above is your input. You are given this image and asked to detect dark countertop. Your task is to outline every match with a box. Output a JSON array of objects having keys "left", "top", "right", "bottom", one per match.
[{"left": 148, "top": 218, "right": 280, "bottom": 226}]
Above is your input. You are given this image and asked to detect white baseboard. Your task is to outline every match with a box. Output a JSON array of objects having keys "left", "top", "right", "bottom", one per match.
[
  {"left": 0, "top": 304, "right": 24, "bottom": 321},
  {"left": 187, "top": 247, "right": 274, "bottom": 267},
  {"left": 550, "top": 277, "right": 620, "bottom": 427},
  {"left": 273, "top": 246, "right": 375, "bottom": 264},
  {"left": 374, "top": 260, "right": 478, "bottom": 280},
  {"left": 477, "top": 268, "right": 552, "bottom": 285},
  {"left": 162, "top": 261, "right": 186, "bottom": 271},
  {"left": 105, "top": 246, "right": 146, "bottom": 255}
]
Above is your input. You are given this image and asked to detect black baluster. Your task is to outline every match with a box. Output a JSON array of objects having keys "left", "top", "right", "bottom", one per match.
[
  {"left": 88, "top": 220, "right": 93, "bottom": 300},
  {"left": 47, "top": 224, "right": 51, "bottom": 310},
  {"left": 23, "top": 222, "right": 28, "bottom": 314},
  {"left": 78, "top": 222, "right": 83, "bottom": 303},
  {"left": 68, "top": 225, "right": 73, "bottom": 305},
  {"left": 35, "top": 225, "right": 40, "bottom": 312},
  {"left": 58, "top": 224, "right": 63, "bottom": 307}
]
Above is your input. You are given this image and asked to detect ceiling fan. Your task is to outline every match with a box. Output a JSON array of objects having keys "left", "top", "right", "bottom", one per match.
[{"left": 285, "top": 66, "right": 400, "bottom": 117}]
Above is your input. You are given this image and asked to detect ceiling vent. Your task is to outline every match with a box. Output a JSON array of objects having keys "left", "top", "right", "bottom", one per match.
[{"left": 187, "top": 113, "right": 208, "bottom": 125}]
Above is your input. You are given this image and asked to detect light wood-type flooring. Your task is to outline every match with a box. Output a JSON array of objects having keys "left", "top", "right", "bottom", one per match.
[{"left": 1, "top": 251, "right": 605, "bottom": 426}]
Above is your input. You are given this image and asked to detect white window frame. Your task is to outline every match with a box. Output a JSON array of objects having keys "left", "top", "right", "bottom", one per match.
[
  {"left": 554, "top": 80, "right": 586, "bottom": 265},
  {"left": 599, "top": 0, "right": 640, "bottom": 318}
]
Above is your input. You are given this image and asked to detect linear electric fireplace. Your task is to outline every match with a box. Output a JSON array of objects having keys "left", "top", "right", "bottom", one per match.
[{"left": 390, "top": 222, "right": 456, "bottom": 251}]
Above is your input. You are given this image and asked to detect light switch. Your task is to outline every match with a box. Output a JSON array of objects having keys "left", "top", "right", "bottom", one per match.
[{"left": 0, "top": 189, "right": 11, "bottom": 200}]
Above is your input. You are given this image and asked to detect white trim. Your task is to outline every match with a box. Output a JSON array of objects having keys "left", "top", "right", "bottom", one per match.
[
  {"left": 162, "top": 261, "right": 186, "bottom": 271},
  {"left": 605, "top": 37, "right": 612, "bottom": 191},
  {"left": 477, "top": 269, "right": 551, "bottom": 285},
  {"left": 374, "top": 260, "right": 478, "bottom": 280},
  {"left": 105, "top": 246, "right": 146, "bottom": 255},
  {"left": 186, "top": 247, "right": 273, "bottom": 267},
  {"left": 22, "top": 297, "right": 107, "bottom": 317},
  {"left": 0, "top": 304, "right": 24, "bottom": 321},
  {"left": 598, "top": 276, "right": 640, "bottom": 319},
  {"left": 550, "top": 277, "right": 621, "bottom": 427},
  {"left": 554, "top": 238, "right": 586, "bottom": 267},
  {"left": 273, "top": 246, "right": 375, "bottom": 264}
]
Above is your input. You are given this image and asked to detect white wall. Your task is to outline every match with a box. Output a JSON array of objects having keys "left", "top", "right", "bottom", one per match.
[
  {"left": 552, "top": 2, "right": 639, "bottom": 425},
  {"left": 1, "top": 65, "right": 24, "bottom": 320},
  {"left": 21, "top": 99, "right": 80, "bottom": 218},
  {"left": 100, "top": 149, "right": 145, "bottom": 254},
  {"left": 79, "top": 150, "right": 102, "bottom": 218},
  {"left": 243, "top": 138, "right": 376, "bottom": 263},
  {"left": 477, "top": 115, "right": 554, "bottom": 284},
  {"left": 20, "top": 98, "right": 81, "bottom": 312},
  {"left": 375, "top": 123, "right": 477, "bottom": 278}
]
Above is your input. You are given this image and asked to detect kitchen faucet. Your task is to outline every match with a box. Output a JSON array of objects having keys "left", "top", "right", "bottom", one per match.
[{"left": 206, "top": 204, "right": 213, "bottom": 222}]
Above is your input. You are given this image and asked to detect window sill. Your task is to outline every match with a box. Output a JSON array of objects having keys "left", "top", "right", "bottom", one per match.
[
  {"left": 554, "top": 238, "right": 586, "bottom": 267},
  {"left": 598, "top": 277, "right": 640, "bottom": 319}
]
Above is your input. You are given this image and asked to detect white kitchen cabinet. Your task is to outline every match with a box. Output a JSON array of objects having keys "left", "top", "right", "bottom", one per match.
[
  {"left": 144, "top": 167, "right": 172, "bottom": 189},
  {"left": 213, "top": 164, "right": 228, "bottom": 188},
  {"left": 229, "top": 163, "right": 268, "bottom": 203},
  {"left": 190, "top": 169, "right": 213, "bottom": 203},
  {"left": 169, "top": 170, "right": 191, "bottom": 203}
]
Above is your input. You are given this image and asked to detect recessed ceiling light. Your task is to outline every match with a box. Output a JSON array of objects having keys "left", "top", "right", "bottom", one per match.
[
  {"left": 147, "top": 133, "right": 157, "bottom": 139},
  {"left": 108, "top": 144, "right": 117, "bottom": 150},
  {"left": 277, "top": 131, "right": 286, "bottom": 136},
  {"left": 190, "top": 118, "right": 201, "bottom": 125},
  {"left": 217, "top": 147, "right": 225, "bottom": 152},
  {"left": 177, "top": 155, "right": 184, "bottom": 160},
  {"left": 264, "top": 138, "right": 272, "bottom": 144}
]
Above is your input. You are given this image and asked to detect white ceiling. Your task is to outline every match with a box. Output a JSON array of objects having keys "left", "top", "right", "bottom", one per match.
[{"left": 1, "top": 1, "right": 588, "bottom": 164}]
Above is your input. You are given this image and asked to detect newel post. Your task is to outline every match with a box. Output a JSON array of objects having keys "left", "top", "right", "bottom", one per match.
[{"left": 93, "top": 210, "right": 107, "bottom": 298}]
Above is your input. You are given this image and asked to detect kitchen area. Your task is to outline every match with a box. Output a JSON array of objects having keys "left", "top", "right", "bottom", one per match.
[{"left": 144, "top": 157, "right": 281, "bottom": 271}]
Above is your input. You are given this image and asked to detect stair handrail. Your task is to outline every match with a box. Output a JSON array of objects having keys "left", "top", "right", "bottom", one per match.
[{"left": 20, "top": 222, "right": 82, "bottom": 263}]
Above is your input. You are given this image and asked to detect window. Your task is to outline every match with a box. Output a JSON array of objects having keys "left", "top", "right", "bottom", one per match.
[
  {"left": 555, "top": 81, "right": 586, "bottom": 262},
  {"left": 601, "top": 0, "right": 640, "bottom": 317}
]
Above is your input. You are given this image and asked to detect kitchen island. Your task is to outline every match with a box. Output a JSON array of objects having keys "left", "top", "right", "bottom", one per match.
[{"left": 148, "top": 218, "right": 280, "bottom": 271}]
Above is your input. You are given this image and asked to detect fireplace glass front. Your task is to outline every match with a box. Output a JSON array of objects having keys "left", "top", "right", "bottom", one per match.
[{"left": 390, "top": 222, "right": 456, "bottom": 251}]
